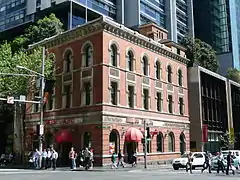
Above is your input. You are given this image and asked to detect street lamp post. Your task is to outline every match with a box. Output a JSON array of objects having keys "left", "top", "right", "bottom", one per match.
[{"left": 17, "top": 47, "right": 45, "bottom": 167}]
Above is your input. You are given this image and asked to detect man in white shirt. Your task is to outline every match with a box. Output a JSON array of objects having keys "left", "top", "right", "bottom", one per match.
[
  {"left": 46, "top": 148, "right": 52, "bottom": 168},
  {"left": 41, "top": 149, "right": 47, "bottom": 169},
  {"left": 52, "top": 150, "right": 58, "bottom": 170},
  {"left": 33, "top": 149, "right": 41, "bottom": 169}
]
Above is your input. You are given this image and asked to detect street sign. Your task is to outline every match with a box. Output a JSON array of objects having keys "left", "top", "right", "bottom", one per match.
[
  {"left": 7, "top": 96, "right": 14, "bottom": 104},
  {"left": 39, "top": 125, "right": 44, "bottom": 135}
]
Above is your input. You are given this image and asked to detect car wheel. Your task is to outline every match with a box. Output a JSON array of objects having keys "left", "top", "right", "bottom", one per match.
[{"left": 173, "top": 165, "right": 179, "bottom": 170}]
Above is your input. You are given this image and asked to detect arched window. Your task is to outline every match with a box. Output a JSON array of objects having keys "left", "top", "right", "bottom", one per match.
[
  {"left": 142, "top": 56, "right": 148, "bottom": 76},
  {"left": 109, "top": 129, "right": 120, "bottom": 153},
  {"left": 64, "top": 50, "right": 72, "bottom": 73},
  {"left": 127, "top": 51, "right": 134, "bottom": 71},
  {"left": 180, "top": 133, "right": 186, "bottom": 155},
  {"left": 85, "top": 45, "right": 92, "bottom": 67},
  {"left": 178, "top": 69, "right": 183, "bottom": 86},
  {"left": 168, "top": 132, "right": 175, "bottom": 152},
  {"left": 156, "top": 132, "right": 163, "bottom": 152},
  {"left": 167, "top": 65, "right": 172, "bottom": 83},
  {"left": 155, "top": 61, "right": 161, "bottom": 80},
  {"left": 110, "top": 44, "right": 117, "bottom": 67}
]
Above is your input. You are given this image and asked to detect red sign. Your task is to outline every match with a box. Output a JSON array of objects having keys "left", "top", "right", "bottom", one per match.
[{"left": 202, "top": 124, "right": 208, "bottom": 142}]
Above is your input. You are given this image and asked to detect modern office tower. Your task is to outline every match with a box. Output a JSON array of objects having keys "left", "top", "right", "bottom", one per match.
[
  {"left": 0, "top": 0, "right": 194, "bottom": 43},
  {"left": 0, "top": 0, "right": 123, "bottom": 39},
  {"left": 124, "top": 0, "right": 194, "bottom": 43},
  {"left": 193, "top": 0, "right": 240, "bottom": 75}
]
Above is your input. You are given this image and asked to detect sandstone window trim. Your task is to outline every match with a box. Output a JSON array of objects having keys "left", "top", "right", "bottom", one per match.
[{"left": 81, "top": 41, "right": 94, "bottom": 68}]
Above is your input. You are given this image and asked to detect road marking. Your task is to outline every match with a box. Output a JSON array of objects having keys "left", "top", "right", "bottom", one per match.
[{"left": 0, "top": 170, "right": 65, "bottom": 175}]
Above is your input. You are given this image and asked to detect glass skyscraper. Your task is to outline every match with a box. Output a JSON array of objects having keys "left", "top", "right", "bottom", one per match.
[
  {"left": 193, "top": 0, "right": 240, "bottom": 75},
  {"left": 0, "top": 0, "right": 194, "bottom": 44}
]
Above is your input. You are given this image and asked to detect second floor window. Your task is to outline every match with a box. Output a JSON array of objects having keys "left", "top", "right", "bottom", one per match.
[
  {"left": 168, "top": 95, "right": 173, "bottom": 113},
  {"left": 178, "top": 69, "right": 183, "bottom": 86},
  {"left": 128, "top": 85, "right": 134, "bottom": 108},
  {"left": 110, "top": 44, "right": 117, "bottom": 67},
  {"left": 155, "top": 61, "right": 161, "bottom": 79},
  {"left": 64, "top": 85, "right": 71, "bottom": 108},
  {"left": 143, "top": 89, "right": 149, "bottom": 110},
  {"left": 110, "top": 82, "right": 118, "bottom": 105},
  {"left": 84, "top": 82, "right": 91, "bottom": 105},
  {"left": 142, "top": 56, "right": 148, "bottom": 76},
  {"left": 167, "top": 65, "right": 172, "bottom": 83},
  {"left": 179, "top": 97, "right": 184, "bottom": 115},
  {"left": 127, "top": 51, "right": 134, "bottom": 71},
  {"left": 85, "top": 45, "right": 92, "bottom": 67},
  {"left": 156, "top": 92, "right": 162, "bottom": 112},
  {"left": 64, "top": 51, "right": 72, "bottom": 73}
]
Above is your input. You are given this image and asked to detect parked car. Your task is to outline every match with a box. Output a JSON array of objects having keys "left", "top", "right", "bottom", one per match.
[
  {"left": 172, "top": 152, "right": 205, "bottom": 170},
  {"left": 211, "top": 155, "right": 239, "bottom": 170}
]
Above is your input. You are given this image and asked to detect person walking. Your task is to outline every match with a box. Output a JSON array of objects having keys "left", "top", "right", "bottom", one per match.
[
  {"left": 186, "top": 152, "right": 193, "bottom": 174},
  {"left": 69, "top": 147, "right": 77, "bottom": 170},
  {"left": 52, "top": 149, "right": 58, "bottom": 170},
  {"left": 33, "top": 149, "right": 41, "bottom": 169},
  {"left": 117, "top": 149, "right": 124, "bottom": 168},
  {"left": 111, "top": 152, "right": 117, "bottom": 169},
  {"left": 201, "top": 152, "right": 212, "bottom": 173},
  {"left": 217, "top": 152, "right": 224, "bottom": 174},
  {"left": 41, "top": 149, "right": 47, "bottom": 169},
  {"left": 226, "top": 151, "right": 235, "bottom": 175}
]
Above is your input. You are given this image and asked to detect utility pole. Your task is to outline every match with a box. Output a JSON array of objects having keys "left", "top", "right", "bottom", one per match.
[
  {"left": 38, "top": 46, "right": 45, "bottom": 167},
  {"left": 69, "top": 0, "right": 73, "bottom": 30},
  {"left": 144, "top": 119, "right": 147, "bottom": 169},
  {"left": 85, "top": 0, "right": 88, "bottom": 23}
]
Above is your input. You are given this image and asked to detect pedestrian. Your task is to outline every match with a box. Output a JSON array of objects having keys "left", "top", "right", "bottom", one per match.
[
  {"left": 52, "top": 150, "right": 58, "bottom": 170},
  {"left": 226, "top": 151, "right": 235, "bottom": 175},
  {"left": 201, "top": 152, "right": 211, "bottom": 173},
  {"left": 41, "top": 149, "right": 47, "bottom": 169},
  {"left": 117, "top": 149, "right": 124, "bottom": 168},
  {"left": 186, "top": 152, "right": 193, "bottom": 174},
  {"left": 132, "top": 152, "right": 137, "bottom": 167},
  {"left": 111, "top": 152, "right": 117, "bottom": 169},
  {"left": 69, "top": 147, "right": 77, "bottom": 170},
  {"left": 216, "top": 152, "right": 224, "bottom": 174},
  {"left": 46, "top": 148, "right": 52, "bottom": 168},
  {"left": 89, "top": 149, "right": 94, "bottom": 169},
  {"left": 33, "top": 149, "right": 41, "bottom": 169}
]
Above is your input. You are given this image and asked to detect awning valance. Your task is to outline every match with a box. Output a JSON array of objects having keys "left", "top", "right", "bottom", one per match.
[{"left": 125, "top": 127, "right": 143, "bottom": 142}]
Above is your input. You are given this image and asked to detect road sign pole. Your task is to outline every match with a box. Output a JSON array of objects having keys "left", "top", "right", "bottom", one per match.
[{"left": 38, "top": 46, "right": 45, "bottom": 168}]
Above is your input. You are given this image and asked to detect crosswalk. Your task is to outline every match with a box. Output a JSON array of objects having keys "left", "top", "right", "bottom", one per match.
[{"left": 0, "top": 169, "right": 64, "bottom": 175}]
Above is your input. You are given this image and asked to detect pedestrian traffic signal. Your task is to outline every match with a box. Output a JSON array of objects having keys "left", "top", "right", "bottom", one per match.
[{"left": 40, "top": 135, "right": 44, "bottom": 142}]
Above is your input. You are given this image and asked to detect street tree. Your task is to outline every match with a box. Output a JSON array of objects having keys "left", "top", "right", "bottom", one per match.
[
  {"left": 226, "top": 68, "right": 240, "bottom": 83},
  {"left": 0, "top": 42, "right": 53, "bottom": 97},
  {"left": 11, "top": 13, "right": 64, "bottom": 52},
  {"left": 181, "top": 37, "right": 219, "bottom": 72}
]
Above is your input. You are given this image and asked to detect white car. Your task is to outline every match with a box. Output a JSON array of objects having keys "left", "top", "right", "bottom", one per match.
[{"left": 172, "top": 152, "right": 206, "bottom": 170}]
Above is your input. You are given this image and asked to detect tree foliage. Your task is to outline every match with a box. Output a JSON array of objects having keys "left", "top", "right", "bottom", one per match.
[
  {"left": 11, "top": 13, "right": 63, "bottom": 52},
  {"left": 181, "top": 37, "right": 219, "bottom": 72},
  {"left": 226, "top": 68, "right": 240, "bottom": 83},
  {"left": 0, "top": 13, "right": 62, "bottom": 98},
  {"left": 0, "top": 43, "right": 53, "bottom": 96}
]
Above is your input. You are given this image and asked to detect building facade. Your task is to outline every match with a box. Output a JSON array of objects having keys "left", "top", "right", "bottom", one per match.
[
  {"left": 24, "top": 17, "right": 190, "bottom": 166},
  {"left": 193, "top": 0, "right": 240, "bottom": 75},
  {"left": 188, "top": 65, "right": 240, "bottom": 153},
  {"left": 0, "top": 0, "right": 194, "bottom": 44}
]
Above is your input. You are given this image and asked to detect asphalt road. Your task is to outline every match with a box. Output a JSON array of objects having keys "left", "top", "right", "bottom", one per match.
[{"left": 0, "top": 168, "right": 239, "bottom": 180}]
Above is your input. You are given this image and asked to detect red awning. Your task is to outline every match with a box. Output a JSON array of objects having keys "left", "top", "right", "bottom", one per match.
[
  {"left": 55, "top": 129, "right": 73, "bottom": 143},
  {"left": 125, "top": 127, "right": 143, "bottom": 142}
]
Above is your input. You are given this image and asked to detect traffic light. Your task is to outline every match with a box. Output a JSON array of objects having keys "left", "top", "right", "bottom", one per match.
[
  {"left": 44, "top": 80, "right": 55, "bottom": 93},
  {"left": 40, "top": 135, "right": 44, "bottom": 142}
]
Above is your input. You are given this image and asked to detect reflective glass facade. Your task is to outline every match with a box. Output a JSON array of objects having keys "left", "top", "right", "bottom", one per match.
[
  {"left": 0, "top": 0, "right": 32, "bottom": 31},
  {"left": 77, "top": 0, "right": 117, "bottom": 19},
  {"left": 176, "top": 0, "right": 188, "bottom": 42},
  {"left": 140, "top": 0, "right": 165, "bottom": 28}
]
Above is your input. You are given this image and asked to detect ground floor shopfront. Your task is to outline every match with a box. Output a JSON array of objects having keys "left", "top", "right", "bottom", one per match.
[{"left": 24, "top": 114, "right": 190, "bottom": 166}]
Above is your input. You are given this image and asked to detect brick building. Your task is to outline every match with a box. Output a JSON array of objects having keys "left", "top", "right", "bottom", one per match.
[{"left": 24, "top": 17, "right": 190, "bottom": 166}]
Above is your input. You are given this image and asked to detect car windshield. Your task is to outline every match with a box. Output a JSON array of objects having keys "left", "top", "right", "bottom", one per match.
[{"left": 181, "top": 154, "right": 188, "bottom": 158}]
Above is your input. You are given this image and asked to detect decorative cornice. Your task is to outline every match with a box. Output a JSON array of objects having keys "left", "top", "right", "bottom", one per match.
[{"left": 29, "top": 17, "right": 189, "bottom": 65}]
